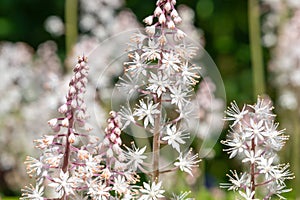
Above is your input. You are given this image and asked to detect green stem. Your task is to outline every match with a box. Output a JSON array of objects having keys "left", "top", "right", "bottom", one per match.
[
  {"left": 248, "top": 0, "right": 265, "bottom": 98},
  {"left": 65, "top": 0, "right": 78, "bottom": 56},
  {"left": 152, "top": 96, "right": 161, "bottom": 183},
  {"left": 292, "top": 111, "right": 300, "bottom": 198}
]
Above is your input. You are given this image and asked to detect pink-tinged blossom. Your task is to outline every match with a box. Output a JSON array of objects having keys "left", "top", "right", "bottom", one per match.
[{"left": 221, "top": 97, "right": 294, "bottom": 199}]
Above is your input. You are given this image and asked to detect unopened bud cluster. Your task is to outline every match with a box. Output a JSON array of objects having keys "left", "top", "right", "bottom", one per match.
[
  {"left": 144, "top": 0, "right": 186, "bottom": 40},
  {"left": 101, "top": 111, "right": 124, "bottom": 158},
  {"left": 47, "top": 56, "right": 90, "bottom": 133}
]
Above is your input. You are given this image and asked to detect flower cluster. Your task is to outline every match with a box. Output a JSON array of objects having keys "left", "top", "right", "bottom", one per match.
[
  {"left": 20, "top": 0, "right": 211, "bottom": 198},
  {"left": 268, "top": 9, "right": 300, "bottom": 111},
  {"left": 21, "top": 57, "right": 139, "bottom": 199},
  {"left": 118, "top": 0, "right": 201, "bottom": 181},
  {"left": 221, "top": 97, "right": 294, "bottom": 199},
  {"left": 21, "top": 55, "right": 194, "bottom": 199}
]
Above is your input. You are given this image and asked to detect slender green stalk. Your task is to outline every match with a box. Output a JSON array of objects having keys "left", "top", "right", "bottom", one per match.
[
  {"left": 248, "top": 0, "right": 265, "bottom": 98},
  {"left": 65, "top": 0, "right": 78, "bottom": 56},
  {"left": 292, "top": 111, "right": 300, "bottom": 198},
  {"left": 152, "top": 96, "right": 161, "bottom": 182}
]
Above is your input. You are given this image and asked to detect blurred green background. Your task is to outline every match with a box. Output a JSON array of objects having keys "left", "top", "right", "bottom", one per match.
[{"left": 0, "top": 0, "right": 254, "bottom": 103}]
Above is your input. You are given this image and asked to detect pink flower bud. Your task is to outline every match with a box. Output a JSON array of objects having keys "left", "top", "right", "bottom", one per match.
[
  {"left": 84, "top": 65, "right": 89, "bottom": 70},
  {"left": 75, "top": 63, "right": 81, "bottom": 70},
  {"left": 145, "top": 25, "right": 156, "bottom": 36},
  {"left": 116, "top": 137, "right": 122, "bottom": 146},
  {"left": 164, "top": 2, "right": 171, "bottom": 12},
  {"left": 159, "top": 14, "right": 166, "bottom": 24},
  {"left": 76, "top": 81, "right": 83, "bottom": 89},
  {"left": 171, "top": 9, "right": 178, "bottom": 18},
  {"left": 48, "top": 118, "right": 58, "bottom": 127},
  {"left": 81, "top": 77, "right": 88, "bottom": 85},
  {"left": 75, "top": 72, "right": 81, "bottom": 79},
  {"left": 69, "top": 86, "right": 76, "bottom": 94},
  {"left": 143, "top": 15, "right": 153, "bottom": 25},
  {"left": 154, "top": 6, "right": 163, "bottom": 16},
  {"left": 167, "top": 20, "right": 175, "bottom": 29},
  {"left": 114, "top": 127, "right": 121, "bottom": 136},
  {"left": 58, "top": 104, "right": 68, "bottom": 113},
  {"left": 108, "top": 122, "right": 115, "bottom": 130},
  {"left": 110, "top": 133, "right": 117, "bottom": 143},
  {"left": 109, "top": 111, "right": 117, "bottom": 118},
  {"left": 174, "top": 16, "right": 182, "bottom": 24},
  {"left": 71, "top": 99, "right": 77, "bottom": 108},
  {"left": 68, "top": 133, "right": 76, "bottom": 143},
  {"left": 62, "top": 118, "right": 69, "bottom": 127}
]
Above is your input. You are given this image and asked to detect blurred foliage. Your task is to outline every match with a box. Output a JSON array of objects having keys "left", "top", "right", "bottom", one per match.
[
  {"left": 0, "top": 0, "right": 278, "bottom": 198},
  {"left": 0, "top": 0, "right": 256, "bottom": 102}
]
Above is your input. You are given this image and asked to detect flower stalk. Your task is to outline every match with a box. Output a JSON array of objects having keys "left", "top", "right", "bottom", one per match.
[
  {"left": 248, "top": 0, "right": 266, "bottom": 98},
  {"left": 221, "top": 97, "right": 294, "bottom": 199}
]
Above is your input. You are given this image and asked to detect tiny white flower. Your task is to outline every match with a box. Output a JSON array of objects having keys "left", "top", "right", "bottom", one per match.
[
  {"left": 224, "top": 101, "right": 248, "bottom": 127},
  {"left": 24, "top": 156, "right": 44, "bottom": 177},
  {"left": 221, "top": 128, "right": 247, "bottom": 159},
  {"left": 238, "top": 188, "right": 259, "bottom": 200},
  {"left": 170, "top": 85, "right": 190, "bottom": 109},
  {"left": 147, "top": 71, "right": 169, "bottom": 97},
  {"left": 124, "top": 143, "right": 147, "bottom": 171},
  {"left": 220, "top": 170, "right": 249, "bottom": 191},
  {"left": 174, "top": 150, "right": 201, "bottom": 175},
  {"left": 142, "top": 40, "right": 161, "bottom": 60},
  {"left": 139, "top": 181, "right": 165, "bottom": 200},
  {"left": 113, "top": 175, "right": 129, "bottom": 194},
  {"left": 242, "top": 149, "right": 262, "bottom": 164},
  {"left": 21, "top": 184, "right": 44, "bottom": 200},
  {"left": 87, "top": 180, "right": 111, "bottom": 200},
  {"left": 133, "top": 98, "right": 160, "bottom": 128},
  {"left": 161, "top": 52, "right": 181, "bottom": 72},
  {"left": 162, "top": 125, "right": 189, "bottom": 152},
  {"left": 48, "top": 170, "right": 78, "bottom": 198},
  {"left": 257, "top": 156, "right": 277, "bottom": 179}
]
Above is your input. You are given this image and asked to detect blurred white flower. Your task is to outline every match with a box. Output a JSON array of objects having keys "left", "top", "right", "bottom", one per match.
[{"left": 44, "top": 16, "right": 64, "bottom": 36}]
